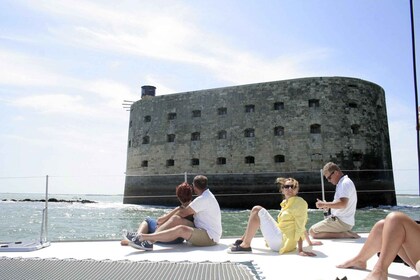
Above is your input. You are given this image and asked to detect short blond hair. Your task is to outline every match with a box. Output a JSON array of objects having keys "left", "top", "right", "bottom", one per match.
[{"left": 322, "top": 162, "right": 341, "bottom": 176}]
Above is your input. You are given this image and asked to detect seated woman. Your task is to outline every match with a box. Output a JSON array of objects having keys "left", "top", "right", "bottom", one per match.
[
  {"left": 337, "top": 211, "right": 420, "bottom": 280},
  {"left": 121, "top": 182, "right": 193, "bottom": 245},
  {"left": 229, "top": 177, "right": 321, "bottom": 256}
]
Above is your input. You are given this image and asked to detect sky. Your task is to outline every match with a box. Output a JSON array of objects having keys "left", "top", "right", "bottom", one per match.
[{"left": 0, "top": 0, "right": 419, "bottom": 195}]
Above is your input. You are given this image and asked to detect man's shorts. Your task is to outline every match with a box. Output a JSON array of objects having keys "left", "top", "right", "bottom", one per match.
[
  {"left": 310, "top": 216, "right": 353, "bottom": 233},
  {"left": 188, "top": 228, "right": 217, "bottom": 247}
]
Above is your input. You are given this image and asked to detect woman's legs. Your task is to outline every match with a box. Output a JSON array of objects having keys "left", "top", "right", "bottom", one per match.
[
  {"left": 239, "top": 206, "right": 281, "bottom": 251},
  {"left": 338, "top": 212, "right": 420, "bottom": 280},
  {"left": 337, "top": 219, "right": 385, "bottom": 269},
  {"left": 258, "top": 208, "right": 282, "bottom": 251},
  {"left": 239, "top": 206, "right": 264, "bottom": 248},
  {"left": 366, "top": 212, "right": 420, "bottom": 280}
]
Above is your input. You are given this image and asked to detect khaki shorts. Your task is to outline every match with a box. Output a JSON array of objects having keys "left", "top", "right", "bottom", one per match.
[
  {"left": 310, "top": 216, "right": 353, "bottom": 233},
  {"left": 188, "top": 228, "right": 217, "bottom": 246}
]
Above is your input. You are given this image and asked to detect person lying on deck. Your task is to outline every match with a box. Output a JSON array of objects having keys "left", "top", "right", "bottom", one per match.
[
  {"left": 126, "top": 175, "right": 222, "bottom": 251},
  {"left": 337, "top": 211, "right": 420, "bottom": 280},
  {"left": 121, "top": 181, "right": 194, "bottom": 246},
  {"left": 228, "top": 177, "right": 321, "bottom": 256}
]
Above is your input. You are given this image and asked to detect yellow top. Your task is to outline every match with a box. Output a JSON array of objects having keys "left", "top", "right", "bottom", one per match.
[{"left": 277, "top": 196, "right": 308, "bottom": 254}]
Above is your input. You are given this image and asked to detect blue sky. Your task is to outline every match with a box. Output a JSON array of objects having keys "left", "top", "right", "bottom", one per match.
[{"left": 0, "top": 0, "right": 419, "bottom": 195}]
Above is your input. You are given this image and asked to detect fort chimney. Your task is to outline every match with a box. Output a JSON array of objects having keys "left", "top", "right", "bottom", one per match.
[{"left": 141, "top": 85, "right": 156, "bottom": 99}]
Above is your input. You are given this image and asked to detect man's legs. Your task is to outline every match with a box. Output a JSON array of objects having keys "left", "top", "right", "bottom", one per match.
[
  {"left": 141, "top": 225, "right": 194, "bottom": 243},
  {"left": 156, "top": 215, "right": 194, "bottom": 232},
  {"left": 309, "top": 217, "right": 359, "bottom": 239}
]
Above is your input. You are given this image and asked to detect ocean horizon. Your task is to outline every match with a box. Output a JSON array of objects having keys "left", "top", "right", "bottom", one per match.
[{"left": 0, "top": 193, "right": 418, "bottom": 243}]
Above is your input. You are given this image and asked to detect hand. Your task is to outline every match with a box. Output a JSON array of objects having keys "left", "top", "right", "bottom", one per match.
[
  {"left": 299, "top": 250, "right": 317, "bottom": 257},
  {"left": 316, "top": 199, "right": 328, "bottom": 210}
]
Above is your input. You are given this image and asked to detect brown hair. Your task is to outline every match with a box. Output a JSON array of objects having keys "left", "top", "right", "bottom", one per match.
[
  {"left": 176, "top": 182, "right": 193, "bottom": 203},
  {"left": 193, "top": 175, "right": 208, "bottom": 190}
]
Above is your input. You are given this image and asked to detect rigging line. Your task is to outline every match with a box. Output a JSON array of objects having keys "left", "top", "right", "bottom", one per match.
[{"left": 410, "top": 0, "right": 420, "bottom": 196}]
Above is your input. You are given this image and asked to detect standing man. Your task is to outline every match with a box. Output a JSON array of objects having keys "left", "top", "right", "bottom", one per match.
[
  {"left": 129, "top": 175, "right": 222, "bottom": 250},
  {"left": 309, "top": 162, "right": 360, "bottom": 239}
]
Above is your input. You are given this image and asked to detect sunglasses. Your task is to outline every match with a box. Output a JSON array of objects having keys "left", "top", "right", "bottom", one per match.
[
  {"left": 326, "top": 171, "right": 335, "bottom": 180},
  {"left": 282, "top": 185, "right": 295, "bottom": 190}
]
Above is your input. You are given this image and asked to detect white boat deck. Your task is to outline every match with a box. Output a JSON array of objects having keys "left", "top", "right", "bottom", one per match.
[{"left": 1, "top": 233, "right": 418, "bottom": 280}]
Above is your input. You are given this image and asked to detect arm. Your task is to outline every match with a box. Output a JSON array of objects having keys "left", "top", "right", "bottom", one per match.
[
  {"left": 156, "top": 202, "right": 194, "bottom": 226},
  {"left": 304, "top": 231, "right": 322, "bottom": 246},
  {"left": 298, "top": 237, "right": 317, "bottom": 257},
  {"left": 316, "top": 197, "right": 348, "bottom": 210},
  {"left": 156, "top": 207, "right": 181, "bottom": 226}
]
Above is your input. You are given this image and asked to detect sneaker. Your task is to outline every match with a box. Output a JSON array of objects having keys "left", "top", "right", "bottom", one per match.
[
  {"left": 228, "top": 245, "right": 252, "bottom": 254},
  {"left": 230, "top": 239, "right": 243, "bottom": 247},
  {"left": 129, "top": 239, "right": 153, "bottom": 251},
  {"left": 122, "top": 229, "right": 138, "bottom": 242}
]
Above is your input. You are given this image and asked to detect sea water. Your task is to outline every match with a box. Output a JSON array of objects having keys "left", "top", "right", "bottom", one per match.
[{"left": 0, "top": 193, "right": 418, "bottom": 242}]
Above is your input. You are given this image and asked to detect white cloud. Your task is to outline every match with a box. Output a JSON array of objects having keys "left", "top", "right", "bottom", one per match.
[
  {"left": 24, "top": 0, "right": 332, "bottom": 86},
  {"left": 0, "top": 48, "right": 63, "bottom": 87}
]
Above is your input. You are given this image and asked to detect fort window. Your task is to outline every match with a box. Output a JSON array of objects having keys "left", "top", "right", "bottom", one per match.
[
  {"left": 310, "top": 124, "right": 321, "bottom": 134},
  {"left": 192, "top": 110, "right": 201, "bottom": 117},
  {"left": 166, "top": 159, "right": 175, "bottom": 167},
  {"left": 274, "top": 102, "right": 284, "bottom": 110},
  {"left": 141, "top": 160, "right": 148, "bottom": 167},
  {"left": 191, "top": 158, "right": 200, "bottom": 166},
  {"left": 274, "top": 154, "right": 285, "bottom": 163},
  {"left": 352, "top": 152, "right": 363, "bottom": 162},
  {"left": 218, "top": 107, "right": 227, "bottom": 115},
  {"left": 142, "top": 136, "right": 150, "bottom": 144},
  {"left": 274, "top": 126, "right": 284, "bottom": 136},
  {"left": 309, "top": 99, "right": 320, "bottom": 108},
  {"left": 191, "top": 132, "right": 200, "bottom": 141},
  {"left": 144, "top": 115, "right": 151, "bottom": 122},
  {"left": 244, "top": 128, "right": 255, "bottom": 138},
  {"left": 245, "top": 156, "right": 255, "bottom": 164},
  {"left": 218, "top": 130, "right": 227, "bottom": 139},
  {"left": 245, "top": 104, "right": 255, "bottom": 113},
  {"left": 167, "top": 134, "right": 175, "bottom": 142},
  {"left": 217, "top": 157, "right": 226, "bottom": 165},
  {"left": 351, "top": 124, "right": 360, "bottom": 134},
  {"left": 168, "top": 113, "right": 177, "bottom": 120},
  {"left": 349, "top": 102, "right": 358, "bottom": 108},
  {"left": 129, "top": 120, "right": 132, "bottom": 127},
  {"left": 128, "top": 140, "right": 131, "bottom": 147}
]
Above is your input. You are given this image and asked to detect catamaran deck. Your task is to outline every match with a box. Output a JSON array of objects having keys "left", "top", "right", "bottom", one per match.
[{"left": 0, "top": 233, "right": 417, "bottom": 280}]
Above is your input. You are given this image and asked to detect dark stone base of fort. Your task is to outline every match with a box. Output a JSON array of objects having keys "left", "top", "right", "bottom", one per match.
[{"left": 123, "top": 171, "right": 396, "bottom": 209}]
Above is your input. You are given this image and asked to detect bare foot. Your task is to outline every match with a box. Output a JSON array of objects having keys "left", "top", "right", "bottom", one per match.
[
  {"left": 337, "top": 258, "right": 367, "bottom": 269},
  {"left": 364, "top": 268, "right": 387, "bottom": 280},
  {"left": 346, "top": 231, "right": 360, "bottom": 238},
  {"left": 120, "top": 239, "right": 129, "bottom": 246}
]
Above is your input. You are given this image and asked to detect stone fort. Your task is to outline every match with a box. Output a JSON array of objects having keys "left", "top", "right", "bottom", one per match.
[{"left": 124, "top": 76, "right": 396, "bottom": 209}]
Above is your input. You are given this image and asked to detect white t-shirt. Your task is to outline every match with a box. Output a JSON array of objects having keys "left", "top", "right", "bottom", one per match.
[
  {"left": 331, "top": 175, "right": 357, "bottom": 226},
  {"left": 189, "top": 189, "right": 222, "bottom": 242}
]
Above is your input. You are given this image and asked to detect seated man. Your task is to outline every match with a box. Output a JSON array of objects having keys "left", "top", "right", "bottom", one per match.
[
  {"left": 129, "top": 175, "right": 222, "bottom": 251},
  {"left": 309, "top": 162, "right": 359, "bottom": 239}
]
